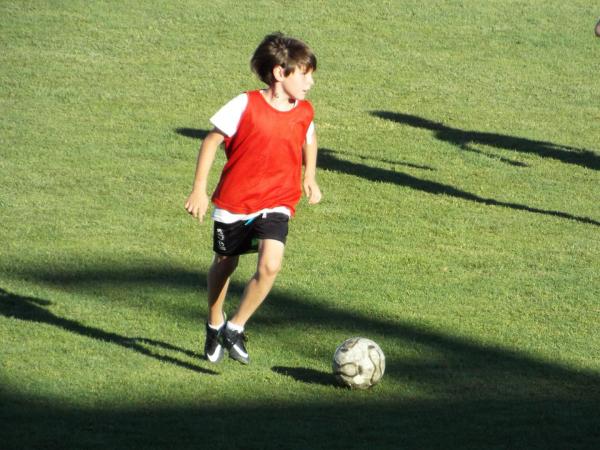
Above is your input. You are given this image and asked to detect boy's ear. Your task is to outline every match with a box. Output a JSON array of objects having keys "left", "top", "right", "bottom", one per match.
[{"left": 272, "top": 65, "right": 287, "bottom": 82}]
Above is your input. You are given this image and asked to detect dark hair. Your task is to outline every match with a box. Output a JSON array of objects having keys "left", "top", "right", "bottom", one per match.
[{"left": 250, "top": 32, "right": 317, "bottom": 86}]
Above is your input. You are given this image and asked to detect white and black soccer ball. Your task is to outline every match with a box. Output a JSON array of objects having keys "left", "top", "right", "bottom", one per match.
[{"left": 332, "top": 337, "right": 385, "bottom": 389}]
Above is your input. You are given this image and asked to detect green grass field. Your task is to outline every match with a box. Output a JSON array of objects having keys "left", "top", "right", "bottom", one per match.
[{"left": 1, "top": 1, "right": 599, "bottom": 448}]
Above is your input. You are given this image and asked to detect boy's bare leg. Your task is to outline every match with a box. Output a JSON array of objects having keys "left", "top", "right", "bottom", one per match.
[
  {"left": 229, "top": 239, "right": 285, "bottom": 327},
  {"left": 207, "top": 254, "right": 239, "bottom": 326}
]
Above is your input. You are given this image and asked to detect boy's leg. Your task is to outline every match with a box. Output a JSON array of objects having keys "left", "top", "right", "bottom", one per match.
[
  {"left": 204, "top": 253, "right": 238, "bottom": 363},
  {"left": 230, "top": 239, "right": 285, "bottom": 327},
  {"left": 207, "top": 253, "right": 239, "bottom": 326},
  {"left": 223, "top": 239, "right": 285, "bottom": 364}
]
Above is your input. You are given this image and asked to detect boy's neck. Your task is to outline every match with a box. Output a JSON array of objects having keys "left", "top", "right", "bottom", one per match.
[{"left": 261, "top": 87, "right": 296, "bottom": 111}]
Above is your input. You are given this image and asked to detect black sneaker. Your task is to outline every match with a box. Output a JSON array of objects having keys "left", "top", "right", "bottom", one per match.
[
  {"left": 222, "top": 324, "right": 250, "bottom": 365},
  {"left": 204, "top": 322, "right": 224, "bottom": 363}
]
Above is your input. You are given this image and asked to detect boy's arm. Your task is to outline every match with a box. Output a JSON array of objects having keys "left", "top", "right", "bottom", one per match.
[
  {"left": 302, "top": 130, "right": 322, "bottom": 205},
  {"left": 184, "top": 129, "right": 226, "bottom": 222}
]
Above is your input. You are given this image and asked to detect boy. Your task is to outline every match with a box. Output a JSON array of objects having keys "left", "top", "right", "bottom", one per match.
[{"left": 184, "top": 33, "right": 322, "bottom": 364}]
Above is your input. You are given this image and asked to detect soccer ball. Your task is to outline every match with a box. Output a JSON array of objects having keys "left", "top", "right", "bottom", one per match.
[{"left": 332, "top": 337, "right": 385, "bottom": 389}]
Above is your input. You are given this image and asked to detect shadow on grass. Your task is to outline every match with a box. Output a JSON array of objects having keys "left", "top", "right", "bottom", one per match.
[
  {"left": 272, "top": 366, "right": 337, "bottom": 387},
  {"left": 174, "top": 125, "right": 598, "bottom": 226},
  {"left": 355, "top": 153, "right": 436, "bottom": 171},
  {"left": 14, "top": 264, "right": 600, "bottom": 397},
  {"left": 175, "top": 127, "right": 210, "bottom": 141},
  {"left": 319, "top": 148, "right": 600, "bottom": 226},
  {"left": 4, "top": 266, "right": 600, "bottom": 449},
  {"left": 19, "top": 266, "right": 202, "bottom": 290},
  {"left": 0, "top": 287, "right": 215, "bottom": 375},
  {"left": 372, "top": 111, "right": 600, "bottom": 171},
  {"left": 1, "top": 389, "right": 598, "bottom": 450}
]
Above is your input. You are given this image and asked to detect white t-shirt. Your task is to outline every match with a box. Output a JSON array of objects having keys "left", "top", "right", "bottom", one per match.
[{"left": 209, "top": 92, "right": 315, "bottom": 223}]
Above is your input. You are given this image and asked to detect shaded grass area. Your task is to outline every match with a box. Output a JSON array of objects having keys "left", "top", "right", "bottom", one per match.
[
  {"left": 2, "top": 275, "right": 599, "bottom": 449},
  {"left": 3, "top": 393, "right": 598, "bottom": 450},
  {"left": 3, "top": 267, "right": 598, "bottom": 399},
  {"left": 2, "top": 264, "right": 600, "bottom": 448}
]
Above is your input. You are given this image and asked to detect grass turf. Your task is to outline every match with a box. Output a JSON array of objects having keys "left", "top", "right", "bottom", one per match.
[{"left": 1, "top": 1, "right": 599, "bottom": 449}]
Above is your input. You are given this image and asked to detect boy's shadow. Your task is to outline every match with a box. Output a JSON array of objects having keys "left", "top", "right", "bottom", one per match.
[
  {"left": 0, "top": 287, "right": 216, "bottom": 375},
  {"left": 372, "top": 111, "right": 600, "bottom": 171}
]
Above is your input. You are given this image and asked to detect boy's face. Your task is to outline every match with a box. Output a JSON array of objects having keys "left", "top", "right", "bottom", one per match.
[{"left": 280, "top": 66, "right": 315, "bottom": 101}]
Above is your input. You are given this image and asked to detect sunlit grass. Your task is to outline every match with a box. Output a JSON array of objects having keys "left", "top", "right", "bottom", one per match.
[{"left": 1, "top": 1, "right": 599, "bottom": 449}]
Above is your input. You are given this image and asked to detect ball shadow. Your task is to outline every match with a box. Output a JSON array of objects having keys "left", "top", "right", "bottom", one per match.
[{"left": 272, "top": 366, "right": 339, "bottom": 388}]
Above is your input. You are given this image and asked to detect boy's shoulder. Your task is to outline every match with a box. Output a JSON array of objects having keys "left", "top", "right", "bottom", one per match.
[
  {"left": 297, "top": 98, "right": 314, "bottom": 117},
  {"left": 300, "top": 98, "right": 314, "bottom": 111}
]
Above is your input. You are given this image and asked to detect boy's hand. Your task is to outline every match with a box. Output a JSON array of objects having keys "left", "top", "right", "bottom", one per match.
[
  {"left": 303, "top": 177, "right": 322, "bottom": 205},
  {"left": 185, "top": 191, "right": 210, "bottom": 222}
]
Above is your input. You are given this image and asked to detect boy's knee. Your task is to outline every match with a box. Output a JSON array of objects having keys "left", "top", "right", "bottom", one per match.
[
  {"left": 212, "top": 254, "right": 239, "bottom": 273},
  {"left": 258, "top": 259, "right": 282, "bottom": 278}
]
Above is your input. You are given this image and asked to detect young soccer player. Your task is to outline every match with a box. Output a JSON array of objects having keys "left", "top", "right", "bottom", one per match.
[{"left": 184, "top": 33, "right": 322, "bottom": 364}]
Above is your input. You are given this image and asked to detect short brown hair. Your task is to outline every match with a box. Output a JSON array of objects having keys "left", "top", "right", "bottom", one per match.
[{"left": 250, "top": 32, "right": 317, "bottom": 86}]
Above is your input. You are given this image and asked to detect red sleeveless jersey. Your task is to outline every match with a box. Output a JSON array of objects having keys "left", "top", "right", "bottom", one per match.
[{"left": 212, "top": 90, "right": 314, "bottom": 215}]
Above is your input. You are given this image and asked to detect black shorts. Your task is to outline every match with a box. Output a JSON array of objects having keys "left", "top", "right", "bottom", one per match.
[{"left": 213, "top": 213, "right": 289, "bottom": 256}]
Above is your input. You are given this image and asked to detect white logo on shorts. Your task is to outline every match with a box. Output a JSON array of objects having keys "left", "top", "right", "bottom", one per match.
[{"left": 216, "top": 228, "right": 226, "bottom": 251}]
